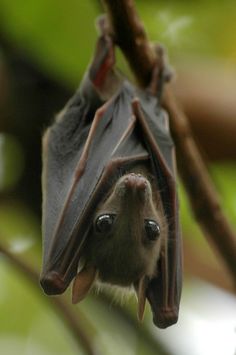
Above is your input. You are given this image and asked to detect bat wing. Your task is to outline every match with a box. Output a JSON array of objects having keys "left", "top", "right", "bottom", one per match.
[
  {"left": 41, "top": 81, "right": 149, "bottom": 295},
  {"left": 132, "top": 94, "right": 182, "bottom": 329}
]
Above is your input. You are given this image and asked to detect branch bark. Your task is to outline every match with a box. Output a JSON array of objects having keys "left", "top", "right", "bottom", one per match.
[
  {"left": 173, "top": 64, "right": 236, "bottom": 160},
  {"left": 101, "top": 0, "right": 156, "bottom": 87},
  {"left": 101, "top": 0, "right": 236, "bottom": 285},
  {"left": 164, "top": 89, "right": 236, "bottom": 280}
]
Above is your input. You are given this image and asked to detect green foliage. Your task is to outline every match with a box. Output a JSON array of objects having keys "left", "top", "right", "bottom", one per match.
[
  {"left": 0, "top": 0, "right": 99, "bottom": 85},
  {"left": 0, "top": 134, "right": 24, "bottom": 191},
  {"left": 137, "top": 0, "right": 236, "bottom": 60},
  {"left": 0, "top": 262, "right": 83, "bottom": 354},
  {"left": 0, "top": 0, "right": 236, "bottom": 86},
  {"left": 0, "top": 1, "right": 236, "bottom": 354}
]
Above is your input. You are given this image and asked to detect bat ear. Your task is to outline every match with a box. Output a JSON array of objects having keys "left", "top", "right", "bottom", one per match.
[
  {"left": 134, "top": 276, "right": 149, "bottom": 322},
  {"left": 72, "top": 266, "right": 98, "bottom": 304}
]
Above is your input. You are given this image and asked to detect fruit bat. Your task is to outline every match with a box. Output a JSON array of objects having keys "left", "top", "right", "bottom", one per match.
[{"left": 40, "top": 33, "right": 182, "bottom": 329}]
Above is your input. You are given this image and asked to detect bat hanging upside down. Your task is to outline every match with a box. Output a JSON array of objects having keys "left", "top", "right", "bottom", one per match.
[{"left": 40, "top": 33, "right": 182, "bottom": 329}]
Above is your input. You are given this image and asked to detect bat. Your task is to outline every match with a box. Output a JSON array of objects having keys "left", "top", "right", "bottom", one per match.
[{"left": 40, "top": 33, "right": 182, "bottom": 329}]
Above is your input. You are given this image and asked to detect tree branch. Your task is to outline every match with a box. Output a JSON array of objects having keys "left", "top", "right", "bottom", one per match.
[
  {"left": 101, "top": 0, "right": 156, "bottom": 87},
  {"left": 97, "top": 293, "right": 171, "bottom": 355},
  {"left": 164, "top": 89, "right": 236, "bottom": 278},
  {"left": 173, "top": 64, "right": 236, "bottom": 160},
  {"left": 101, "top": 0, "right": 236, "bottom": 285},
  {"left": 0, "top": 241, "right": 171, "bottom": 353},
  {"left": 0, "top": 243, "right": 95, "bottom": 355}
]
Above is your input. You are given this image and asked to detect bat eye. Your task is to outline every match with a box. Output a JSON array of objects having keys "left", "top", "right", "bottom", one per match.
[
  {"left": 144, "top": 220, "right": 160, "bottom": 241},
  {"left": 95, "top": 214, "right": 115, "bottom": 233}
]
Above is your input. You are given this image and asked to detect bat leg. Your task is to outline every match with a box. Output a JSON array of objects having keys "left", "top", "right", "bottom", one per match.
[
  {"left": 148, "top": 44, "right": 173, "bottom": 98},
  {"left": 87, "top": 16, "right": 121, "bottom": 99},
  {"left": 89, "top": 35, "right": 115, "bottom": 87}
]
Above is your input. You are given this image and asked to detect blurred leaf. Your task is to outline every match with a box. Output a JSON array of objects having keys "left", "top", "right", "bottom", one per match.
[
  {"left": 210, "top": 163, "right": 236, "bottom": 227},
  {"left": 0, "top": 0, "right": 236, "bottom": 87},
  {"left": 0, "top": 2, "right": 236, "bottom": 354},
  {"left": 136, "top": 0, "right": 236, "bottom": 62},
  {"left": 0, "top": 133, "right": 24, "bottom": 191},
  {"left": 0, "top": 200, "right": 41, "bottom": 267},
  {"left": 0, "top": 0, "right": 99, "bottom": 85},
  {"left": 81, "top": 297, "right": 160, "bottom": 355},
  {"left": 0, "top": 261, "right": 83, "bottom": 355}
]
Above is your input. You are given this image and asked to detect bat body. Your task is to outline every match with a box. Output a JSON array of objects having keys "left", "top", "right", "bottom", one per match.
[{"left": 40, "top": 35, "right": 182, "bottom": 329}]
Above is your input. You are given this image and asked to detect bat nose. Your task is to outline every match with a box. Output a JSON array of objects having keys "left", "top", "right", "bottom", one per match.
[
  {"left": 124, "top": 173, "right": 147, "bottom": 190},
  {"left": 40, "top": 271, "right": 66, "bottom": 295}
]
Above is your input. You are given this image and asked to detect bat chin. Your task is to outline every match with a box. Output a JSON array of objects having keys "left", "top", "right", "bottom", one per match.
[{"left": 40, "top": 271, "right": 67, "bottom": 295}]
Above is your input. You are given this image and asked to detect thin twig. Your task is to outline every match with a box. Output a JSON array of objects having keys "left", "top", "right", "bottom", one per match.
[
  {"left": 101, "top": 0, "right": 236, "bottom": 284},
  {"left": 97, "top": 293, "right": 171, "bottom": 355},
  {"left": 163, "top": 89, "right": 236, "bottom": 279},
  {"left": 0, "top": 242, "right": 169, "bottom": 354},
  {"left": 101, "top": 0, "right": 156, "bottom": 87},
  {"left": 0, "top": 243, "right": 95, "bottom": 355}
]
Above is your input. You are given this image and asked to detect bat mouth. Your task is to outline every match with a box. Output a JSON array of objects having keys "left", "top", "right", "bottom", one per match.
[{"left": 40, "top": 271, "right": 68, "bottom": 295}]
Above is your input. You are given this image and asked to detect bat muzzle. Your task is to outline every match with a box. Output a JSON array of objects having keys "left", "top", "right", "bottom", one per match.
[
  {"left": 40, "top": 271, "right": 67, "bottom": 295},
  {"left": 119, "top": 173, "right": 152, "bottom": 204},
  {"left": 123, "top": 173, "right": 148, "bottom": 189}
]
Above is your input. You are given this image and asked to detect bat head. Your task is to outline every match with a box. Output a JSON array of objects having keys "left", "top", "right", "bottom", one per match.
[
  {"left": 89, "top": 172, "right": 163, "bottom": 284},
  {"left": 72, "top": 169, "right": 168, "bottom": 320}
]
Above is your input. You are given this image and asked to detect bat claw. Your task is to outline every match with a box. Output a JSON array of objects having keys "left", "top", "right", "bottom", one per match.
[{"left": 135, "top": 276, "right": 149, "bottom": 322}]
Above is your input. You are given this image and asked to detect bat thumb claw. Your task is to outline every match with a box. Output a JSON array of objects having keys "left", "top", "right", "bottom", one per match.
[
  {"left": 135, "top": 276, "right": 148, "bottom": 322},
  {"left": 137, "top": 298, "right": 146, "bottom": 322},
  {"left": 72, "top": 266, "right": 97, "bottom": 304}
]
